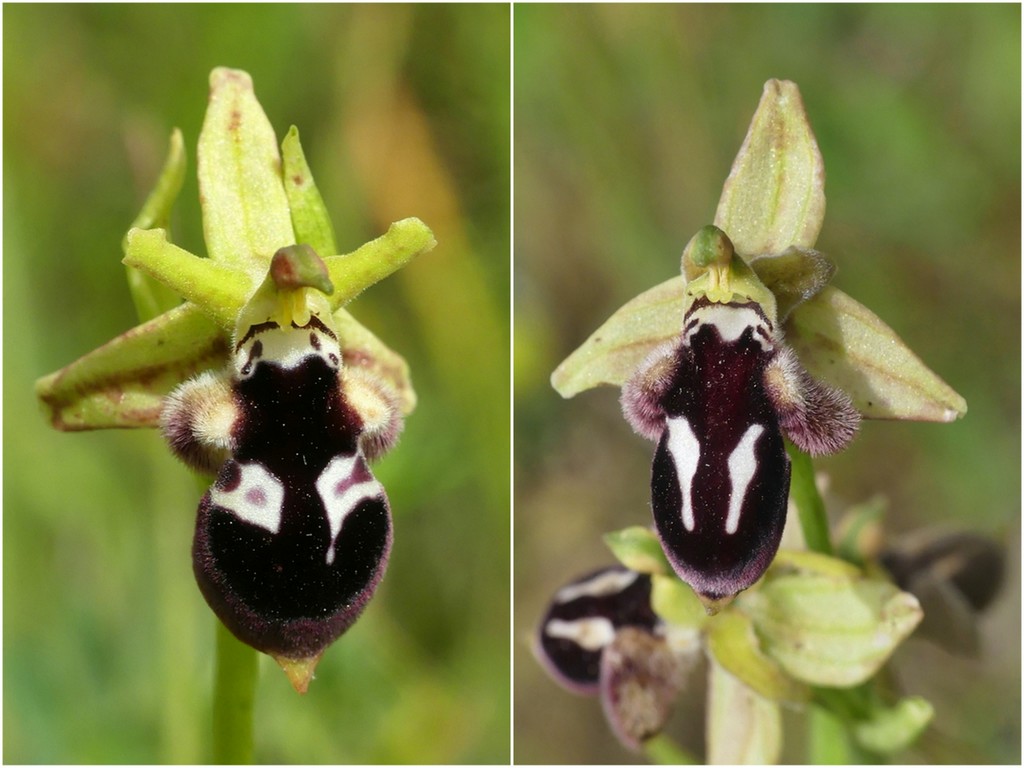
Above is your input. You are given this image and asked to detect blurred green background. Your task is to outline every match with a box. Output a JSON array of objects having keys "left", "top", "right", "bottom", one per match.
[
  {"left": 4, "top": 4, "right": 508, "bottom": 764},
  {"left": 514, "top": 4, "right": 1019, "bottom": 764}
]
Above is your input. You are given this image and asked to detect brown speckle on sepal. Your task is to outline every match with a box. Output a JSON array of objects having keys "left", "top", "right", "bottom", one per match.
[{"left": 764, "top": 343, "right": 859, "bottom": 456}]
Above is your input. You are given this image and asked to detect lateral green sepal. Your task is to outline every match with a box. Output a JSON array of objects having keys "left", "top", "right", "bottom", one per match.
[{"left": 35, "top": 303, "right": 227, "bottom": 430}]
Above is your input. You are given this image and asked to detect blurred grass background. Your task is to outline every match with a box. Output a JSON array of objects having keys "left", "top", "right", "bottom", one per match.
[
  {"left": 514, "top": 4, "right": 1019, "bottom": 764},
  {"left": 4, "top": 4, "right": 508, "bottom": 764}
]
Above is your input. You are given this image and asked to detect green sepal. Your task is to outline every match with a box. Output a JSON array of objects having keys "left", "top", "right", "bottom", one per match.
[
  {"left": 735, "top": 572, "right": 923, "bottom": 687},
  {"left": 35, "top": 303, "right": 227, "bottom": 431},
  {"left": 550, "top": 275, "right": 682, "bottom": 398},
  {"left": 282, "top": 125, "right": 338, "bottom": 258},
  {"left": 714, "top": 79, "right": 826, "bottom": 257},
  {"left": 603, "top": 526, "right": 672, "bottom": 576},
  {"left": 198, "top": 67, "right": 295, "bottom": 278},
  {"left": 786, "top": 285, "right": 968, "bottom": 421},
  {"left": 124, "top": 128, "right": 188, "bottom": 320},
  {"left": 706, "top": 657, "right": 783, "bottom": 765},
  {"left": 123, "top": 228, "right": 252, "bottom": 332},
  {"left": 706, "top": 610, "right": 809, "bottom": 704},
  {"left": 852, "top": 695, "right": 934, "bottom": 755}
]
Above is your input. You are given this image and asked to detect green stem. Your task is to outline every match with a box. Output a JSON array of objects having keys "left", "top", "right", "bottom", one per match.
[
  {"left": 643, "top": 733, "right": 699, "bottom": 764},
  {"left": 212, "top": 621, "right": 258, "bottom": 764},
  {"left": 786, "top": 443, "right": 833, "bottom": 555}
]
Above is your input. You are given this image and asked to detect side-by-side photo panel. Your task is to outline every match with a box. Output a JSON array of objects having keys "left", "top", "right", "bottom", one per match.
[
  {"left": 6, "top": 4, "right": 509, "bottom": 764},
  {"left": 513, "top": 4, "right": 1019, "bottom": 764}
]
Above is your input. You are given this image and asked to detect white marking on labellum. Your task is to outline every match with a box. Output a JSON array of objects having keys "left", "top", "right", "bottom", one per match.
[
  {"left": 545, "top": 617, "right": 617, "bottom": 651},
  {"left": 316, "top": 454, "right": 385, "bottom": 565},
  {"left": 725, "top": 424, "right": 765, "bottom": 534},
  {"left": 665, "top": 417, "right": 701, "bottom": 531},
  {"left": 684, "top": 304, "right": 772, "bottom": 351},
  {"left": 555, "top": 568, "right": 639, "bottom": 603},
  {"left": 210, "top": 462, "right": 285, "bottom": 533},
  {"left": 236, "top": 321, "right": 342, "bottom": 377}
]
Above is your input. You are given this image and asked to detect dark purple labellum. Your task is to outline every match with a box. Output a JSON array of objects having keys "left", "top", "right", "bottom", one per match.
[
  {"left": 192, "top": 348, "right": 391, "bottom": 660},
  {"left": 535, "top": 566, "right": 659, "bottom": 694},
  {"left": 625, "top": 298, "right": 791, "bottom": 602},
  {"left": 652, "top": 300, "right": 789, "bottom": 600}
]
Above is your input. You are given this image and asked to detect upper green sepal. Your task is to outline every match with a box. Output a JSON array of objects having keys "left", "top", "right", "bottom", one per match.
[{"left": 714, "top": 79, "right": 826, "bottom": 257}]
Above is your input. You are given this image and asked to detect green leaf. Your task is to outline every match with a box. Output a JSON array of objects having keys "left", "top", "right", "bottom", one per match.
[
  {"left": 603, "top": 526, "right": 672, "bottom": 576},
  {"left": 714, "top": 79, "right": 826, "bottom": 256},
  {"left": 736, "top": 573, "right": 923, "bottom": 687},
  {"left": 198, "top": 67, "right": 295, "bottom": 278},
  {"left": 786, "top": 286, "right": 968, "bottom": 421},
  {"left": 706, "top": 658, "right": 783, "bottom": 765},
  {"left": 852, "top": 695, "right": 933, "bottom": 755},
  {"left": 281, "top": 125, "right": 338, "bottom": 258},
  {"left": 122, "top": 228, "right": 252, "bottom": 331},
  {"left": 706, "top": 611, "right": 808, "bottom": 704},
  {"left": 35, "top": 303, "right": 228, "bottom": 430}
]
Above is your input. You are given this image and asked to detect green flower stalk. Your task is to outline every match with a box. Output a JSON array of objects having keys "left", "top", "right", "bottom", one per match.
[
  {"left": 35, "top": 67, "right": 435, "bottom": 700},
  {"left": 538, "top": 79, "right": 966, "bottom": 761}
]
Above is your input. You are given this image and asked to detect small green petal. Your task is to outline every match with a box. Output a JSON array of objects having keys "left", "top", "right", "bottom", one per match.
[
  {"left": 706, "top": 658, "right": 783, "bottom": 765},
  {"left": 603, "top": 526, "right": 672, "bottom": 576},
  {"left": 198, "top": 67, "right": 295, "bottom": 278},
  {"left": 35, "top": 304, "right": 227, "bottom": 430},
  {"left": 852, "top": 695, "right": 934, "bottom": 755},
  {"left": 551, "top": 275, "right": 683, "bottom": 398},
  {"left": 282, "top": 125, "right": 338, "bottom": 258},
  {"left": 748, "top": 245, "right": 835, "bottom": 321},
  {"left": 714, "top": 79, "right": 826, "bottom": 257},
  {"left": 123, "top": 128, "right": 188, "bottom": 321},
  {"left": 736, "top": 573, "right": 923, "bottom": 687},
  {"left": 706, "top": 610, "right": 808, "bottom": 704},
  {"left": 324, "top": 217, "right": 436, "bottom": 311},
  {"left": 650, "top": 575, "right": 708, "bottom": 630},
  {"left": 122, "top": 228, "right": 252, "bottom": 332},
  {"left": 786, "top": 286, "right": 968, "bottom": 421}
]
